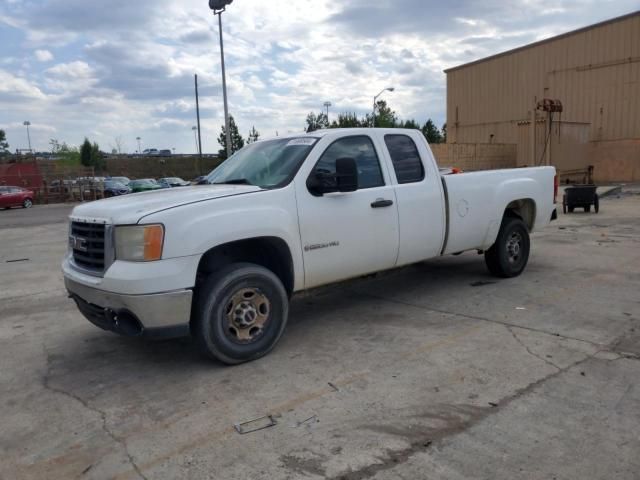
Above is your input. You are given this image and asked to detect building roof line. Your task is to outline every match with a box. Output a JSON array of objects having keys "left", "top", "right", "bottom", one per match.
[{"left": 444, "top": 10, "right": 640, "bottom": 74}]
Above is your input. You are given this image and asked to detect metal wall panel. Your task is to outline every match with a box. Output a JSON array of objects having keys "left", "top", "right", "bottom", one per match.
[{"left": 446, "top": 12, "right": 640, "bottom": 145}]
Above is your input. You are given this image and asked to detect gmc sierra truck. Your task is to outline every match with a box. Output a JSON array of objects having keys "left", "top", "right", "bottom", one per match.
[{"left": 63, "top": 128, "right": 557, "bottom": 364}]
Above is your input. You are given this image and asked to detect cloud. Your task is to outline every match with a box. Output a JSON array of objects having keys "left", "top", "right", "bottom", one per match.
[
  {"left": 34, "top": 49, "right": 53, "bottom": 62},
  {"left": 0, "top": 0, "right": 638, "bottom": 153}
]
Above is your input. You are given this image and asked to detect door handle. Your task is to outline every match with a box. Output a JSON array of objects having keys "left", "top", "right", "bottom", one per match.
[{"left": 371, "top": 199, "right": 394, "bottom": 208}]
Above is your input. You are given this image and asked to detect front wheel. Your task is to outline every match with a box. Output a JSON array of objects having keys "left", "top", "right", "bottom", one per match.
[
  {"left": 193, "top": 263, "right": 289, "bottom": 364},
  {"left": 22, "top": 198, "right": 33, "bottom": 208},
  {"left": 485, "top": 217, "right": 530, "bottom": 278}
]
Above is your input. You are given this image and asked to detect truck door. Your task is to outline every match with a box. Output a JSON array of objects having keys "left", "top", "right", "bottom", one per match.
[{"left": 295, "top": 134, "right": 400, "bottom": 288}]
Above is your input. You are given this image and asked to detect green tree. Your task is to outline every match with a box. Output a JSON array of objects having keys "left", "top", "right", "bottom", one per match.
[
  {"left": 369, "top": 100, "right": 397, "bottom": 128},
  {"left": 0, "top": 129, "right": 9, "bottom": 155},
  {"left": 329, "top": 112, "right": 363, "bottom": 129},
  {"left": 218, "top": 115, "right": 245, "bottom": 159},
  {"left": 441, "top": 123, "right": 447, "bottom": 143},
  {"left": 402, "top": 119, "right": 421, "bottom": 130},
  {"left": 305, "top": 112, "right": 329, "bottom": 132},
  {"left": 57, "top": 143, "right": 80, "bottom": 166},
  {"left": 421, "top": 119, "right": 443, "bottom": 144},
  {"left": 91, "top": 142, "right": 102, "bottom": 169},
  {"left": 247, "top": 126, "right": 260, "bottom": 144},
  {"left": 80, "top": 138, "right": 92, "bottom": 166}
]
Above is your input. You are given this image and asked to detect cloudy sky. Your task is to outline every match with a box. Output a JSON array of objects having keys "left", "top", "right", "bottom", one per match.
[{"left": 0, "top": 0, "right": 637, "bottom": 154}]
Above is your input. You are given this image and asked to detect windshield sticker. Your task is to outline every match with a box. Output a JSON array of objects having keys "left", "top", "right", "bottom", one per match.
[{"left": 286, "top": 138, "right": 316, "bottom": 147}]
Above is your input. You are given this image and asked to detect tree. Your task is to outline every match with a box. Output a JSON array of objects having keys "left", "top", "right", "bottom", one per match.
[
  {"left": 0, "top": 129, "right": 9, "bottom": 155},
  {"left": 329, "top": 112, "right": 363, "bottom": 129},
  {"left": 305, "top": 112, "right": 329, "bottom": 133},
  {"left": 49, "top": 138, "right": 60, "bottom": 153},
  {"left": 217, "top": 115, "right": 245, "bottom": 159},
  {"left": 402, "top": 119, "right": 421, "bottom": 130},
  {"left": 110, "top": 135, "right": 124, "bottom": 154},
  {"left": 421, "top": 119, "right": 443, "bottom": 144},
  {"left": 80, "top": 138, "right": 103, "bottom": 168},
  {"left": 441, "top": 123, "right": 447, "bottom": 143},
  {"left": 247, "top": 126, "right": 260, "bottom": 144},
  {"left": 80, "top": 138, "right": 92, "bottom": 166},
  {"left": 368, "top": 100, "right": 398, "bottom": 128},
  {"left": 58, "top": 143, "right": 80, "bottom": 166}
]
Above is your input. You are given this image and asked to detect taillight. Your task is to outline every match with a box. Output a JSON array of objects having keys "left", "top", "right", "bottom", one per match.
[{"left": 553, "top": 175, "right": 558, "bottom": 204}]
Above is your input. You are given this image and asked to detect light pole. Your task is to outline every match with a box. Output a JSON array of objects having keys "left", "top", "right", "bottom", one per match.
[
  {"left": 323, "top": 101, "right": 332, "bottom": 123},
  {"left": 192, "top": 126, "right": 199, "bottom": 153},
  {"left": 372, "top": 87, "right": 395, "bottom": 127},
  {"left": 23, "top": 121, "right": 32, "bottom": 151},
  {"left": 136, "top": 136, "right": 141, "bottom": 154},
  {"left": 209, "top": 0, "right": 233, "bottom": 158}
]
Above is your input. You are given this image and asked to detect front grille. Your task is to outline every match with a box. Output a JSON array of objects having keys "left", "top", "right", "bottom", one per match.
[{"left": 70, "top": 221, "right": 106, "bottom": 272}]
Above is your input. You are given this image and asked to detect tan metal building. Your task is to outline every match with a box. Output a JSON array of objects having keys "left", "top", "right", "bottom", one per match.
[{"left": 445, "top": 11, "right": 640, "bottom": 182}]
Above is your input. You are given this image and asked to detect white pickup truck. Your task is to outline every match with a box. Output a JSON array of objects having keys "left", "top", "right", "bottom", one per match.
[{"left": 63, "top": 128, "right": 557, "bottom": 363}]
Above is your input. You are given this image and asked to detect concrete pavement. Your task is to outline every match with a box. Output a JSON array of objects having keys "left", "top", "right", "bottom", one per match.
[{"left": 0, "top": 189, "right": 638, "bottom": 479}]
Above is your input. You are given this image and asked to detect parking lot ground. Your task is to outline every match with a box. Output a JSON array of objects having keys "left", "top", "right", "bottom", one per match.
[{"left": 1, "top": 189, "right": 639, "bottom": 480}]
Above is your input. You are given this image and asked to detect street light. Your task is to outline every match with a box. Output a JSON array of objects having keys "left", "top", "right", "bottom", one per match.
[
  {"left": 323, "top": 101, "right": 332, "bottom": 122},
  {"left": 23, "top": 121, "right": 32, "bottom": 151},
  {"left": 372, "top": 87, "right": 395, "bottom": 127},
  {"left": 209, "top": 0, "right": 234, "bottom": 158},
  {"left": 136, "top": 136, "right": 142, "bottom": 154},
  {"left": 192, "top": 126, "right": 199, "bottom": 153}
]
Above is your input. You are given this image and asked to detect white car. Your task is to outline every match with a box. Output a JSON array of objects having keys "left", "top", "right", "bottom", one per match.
[{"left": 63, "top": 128, "right": 557, "bottom": 364}]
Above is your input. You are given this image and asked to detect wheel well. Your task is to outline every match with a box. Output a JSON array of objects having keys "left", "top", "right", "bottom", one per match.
[
  {"left": 196, "top": 237, "right": 294, "bottom": 296},
  {"left": 504, "top": 199, "right": 536, "bottom": 231}
]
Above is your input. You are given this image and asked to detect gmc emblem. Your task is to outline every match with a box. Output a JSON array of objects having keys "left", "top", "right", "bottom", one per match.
[{"left": 69, "top": 235, "right": 88, "bottom": 252}]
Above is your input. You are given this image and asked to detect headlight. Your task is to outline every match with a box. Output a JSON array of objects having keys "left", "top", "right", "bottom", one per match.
[{"left": 115, "top": 224, "right": 164, "bottom": 261}]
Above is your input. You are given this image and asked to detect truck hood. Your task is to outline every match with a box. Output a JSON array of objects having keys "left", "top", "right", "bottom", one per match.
[{"left": 70, "top": 185, "right": 262, "bottom": 224}]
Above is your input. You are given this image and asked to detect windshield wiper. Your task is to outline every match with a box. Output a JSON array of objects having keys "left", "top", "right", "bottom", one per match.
[{"left": 214, "top": 178, "right": 253, "bottom": 185}]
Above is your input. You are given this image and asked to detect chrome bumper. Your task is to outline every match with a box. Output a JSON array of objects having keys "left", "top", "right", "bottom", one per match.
[{"left": 65, "top": 277, "right": 192, "bottom": 337}]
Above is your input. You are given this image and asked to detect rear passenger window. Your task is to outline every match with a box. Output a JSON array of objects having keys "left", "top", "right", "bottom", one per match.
[{"left": 384, "top": 134, "right": 425, "bottom": 184}]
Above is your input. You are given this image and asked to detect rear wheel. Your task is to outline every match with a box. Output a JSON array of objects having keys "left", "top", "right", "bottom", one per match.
[
  {"left": 594, "top": 194, "right": 599, "bottom": 213},
  {"left": 22, "top": 198, "right": 33, "bottom": 208},
  {"left": 193, "top": 263, "right": 289, "bottom": 364},
  {"left": 485, "top": 217, "right": 530, "bottom": 278},
  {"left": 584, "top": 205, "right": 591, "bottom": 213}
]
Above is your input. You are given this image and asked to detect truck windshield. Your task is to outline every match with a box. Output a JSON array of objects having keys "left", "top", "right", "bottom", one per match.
[{"left": 206, "top": 137, "right": 318, "bottom": 189}]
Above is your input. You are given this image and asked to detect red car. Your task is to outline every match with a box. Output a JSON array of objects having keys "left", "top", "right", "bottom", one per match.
[{"left": 0, "top": 186, "right": 34, "bottom": 209}]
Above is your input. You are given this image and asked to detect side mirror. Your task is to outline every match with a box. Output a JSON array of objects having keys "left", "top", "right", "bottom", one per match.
[
  {"left": 308, "top": 157, "right": 358, "bottom": 196},
  {"left": 335, "top": 157, "right": 358, "bottom": 192}
]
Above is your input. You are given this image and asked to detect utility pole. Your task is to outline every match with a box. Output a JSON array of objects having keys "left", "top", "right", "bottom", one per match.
[
  {"left": 209, "top": 1, "right": 234, "bottom": 158},
  {"left": 194, "top": 74, "right": 203, "bottom": 170},
  {"left": 23, "top": 121, "right": 32, "bottom": 151},
  {"left": 323, "top": 101, "right": 332, "bottom": 123}
]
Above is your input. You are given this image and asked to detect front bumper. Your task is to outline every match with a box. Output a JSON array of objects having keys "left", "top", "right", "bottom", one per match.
[{"left": 65, "top": 277, "right": 192, "bottom": 339}]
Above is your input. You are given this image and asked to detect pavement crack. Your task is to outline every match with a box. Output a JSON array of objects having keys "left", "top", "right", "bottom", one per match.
[
  {"left": 332, "top": 351, "right": 601, "bottom": 480},
  {"left": 506, "top": 325, "right": 561, "bottom": 370},
  {"left": 41, "top": 344, "right": 148, "bottom": 480},
  {"left": 353, "top": 290, "right": 607, "bottom": 350}
]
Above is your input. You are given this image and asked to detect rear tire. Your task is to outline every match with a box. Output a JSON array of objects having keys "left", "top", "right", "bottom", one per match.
[
  {"left": 584, "top": 205, "right": 591, "bottom": 213},
  {"left": 193, "top": 263, "right": 289, "bottom": 364},
  {"left": 594, "top": 194, "right": 599, "bottom": 213},
  {"left": 485, "top": 217, "right": 530, "bottom": 278}
]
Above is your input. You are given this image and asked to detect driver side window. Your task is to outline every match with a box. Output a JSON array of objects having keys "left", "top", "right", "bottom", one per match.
[{"left": 310, "top": 136, "right": 384, "bottom": 190}]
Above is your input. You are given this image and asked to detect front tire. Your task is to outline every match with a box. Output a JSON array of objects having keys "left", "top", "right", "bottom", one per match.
[
  {"left": 193, "top": 263, "right": 289, "bottom": 364},
  {"left": 22, "top": 198, "right": 33, "bottom": 208},
  {"left": 485, "top": 217, "right": 530, "bottom": 278}
]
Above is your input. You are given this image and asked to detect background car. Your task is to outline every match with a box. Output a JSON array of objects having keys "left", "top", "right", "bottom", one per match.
[
  {"left": 108, "top": 176, "right": 130, "bottom": 185},
  {"left": 104, "top": 181, "right": 131, "bottom": 197},
  {"left": 0, "top": 186, "right": 34, "bottom": 209},
  {"left": 158, "top": 149, "right": 172, "bottom": 157},
  {"left": 191, "top": 175, "right": 209, "bottom": 185},
  {"left": 158, "top": 177, "right": 190, "bottom": 188},
  {"left": 142, "top": 149, "right": 159, "bottom": 156},
  {"left": 128, "top": 179, "right": 161, "bottom": 193}
]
